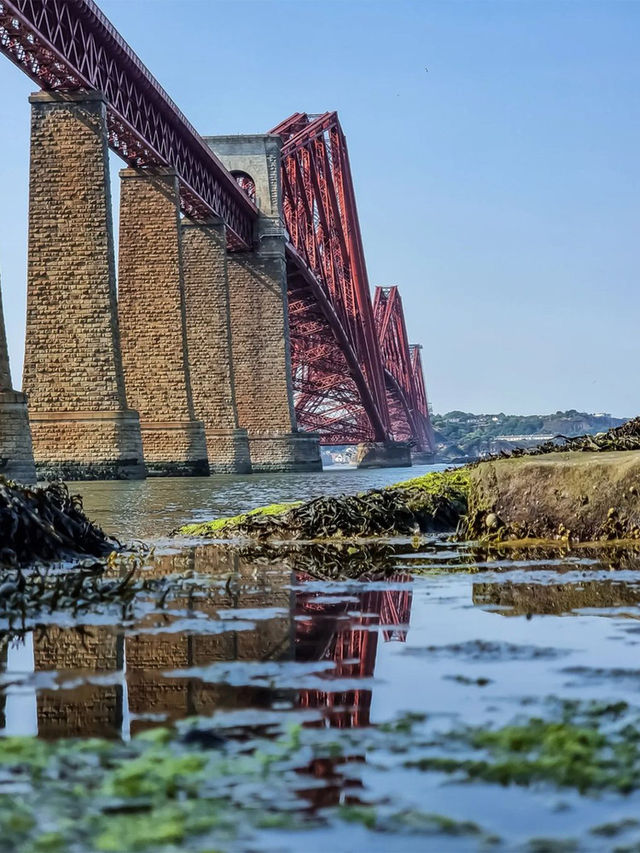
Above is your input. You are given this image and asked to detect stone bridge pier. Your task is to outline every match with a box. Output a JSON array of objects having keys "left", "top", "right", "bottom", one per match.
[
  {"left": 23, "top": 91, "right": 145, "bottom": 481},
  {"left": 205, "top": 135, "right": 321, "bottom": 473},
  {"left": 181, "top": 218, "right": 251, "bottom": 473},
  {"left": 117, "top": 168, "right": 209, "bottom": 477}
]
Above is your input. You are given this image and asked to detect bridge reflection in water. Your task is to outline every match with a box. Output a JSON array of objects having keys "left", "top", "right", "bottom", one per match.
[{"left": 0, "top": 547, "right": 413, "bottom": 739}]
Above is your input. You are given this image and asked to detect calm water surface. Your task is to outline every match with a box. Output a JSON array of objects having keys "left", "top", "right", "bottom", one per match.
[
  {"left": 72, "top": 463, "right": 445, "bottom": 540},
  {"left": 4, "top": 466, "right": 640, "bottom": 850}
]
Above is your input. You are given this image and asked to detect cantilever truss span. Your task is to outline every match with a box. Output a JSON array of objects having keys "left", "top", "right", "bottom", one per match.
[
  {"left": 273, "top": 112, "right": 391, "bottom": 445},
  {"left": 373, "top": 287, "right": 435, "bottom": 453},
  {"left": 273, "top": 113, "right": 435, "bottom": 450}
]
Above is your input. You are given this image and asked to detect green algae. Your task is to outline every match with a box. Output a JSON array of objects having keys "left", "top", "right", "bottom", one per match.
[
  {"left": 388, "top": 467, "right": 470, "bottom": 497},
  {"left": 405, "top": 701, "right": 640, "bottom": 793},
  {"left": 178, "top": 502, "right": 301, "bottom": 538},
  {"left": 0, "top": 717, "right": 499, "bottom": 852},
  {"left": 2, "top": 700, "right": 640, "bottom": 850}
]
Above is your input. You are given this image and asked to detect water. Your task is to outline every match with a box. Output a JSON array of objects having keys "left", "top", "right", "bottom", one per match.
[
  {"left": 72, "top": 463, "right": 445, "bottom": 540},
  {"left": 5, "top": 467, "right": 640, "bottom": 850}
]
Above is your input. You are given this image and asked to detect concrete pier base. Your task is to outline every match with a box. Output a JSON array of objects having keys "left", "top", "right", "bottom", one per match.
[
  {"left": 249, "top": 432, "right": 322, "bottom": 473},
  {"left": 356, "top": 441, "right": 412, "bottom": 469},
  {"left": 140, "top": 421, "right": 209, "bottom": 477},
  {"left": 30, "top": 410, "right": 146, "bottom": 481}
]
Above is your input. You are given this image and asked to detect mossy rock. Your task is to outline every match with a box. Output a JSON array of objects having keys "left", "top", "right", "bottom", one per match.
[{"left": 179, "top": 502, "right": 300, "bottom": 538}]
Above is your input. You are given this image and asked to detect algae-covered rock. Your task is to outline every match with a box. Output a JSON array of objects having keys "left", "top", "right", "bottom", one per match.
[
  {"left": 465, "top": 450, "right": 640, "bottom": 542},
  {"left": 179, "top": 503, "right": 300, "bottom": 538}
]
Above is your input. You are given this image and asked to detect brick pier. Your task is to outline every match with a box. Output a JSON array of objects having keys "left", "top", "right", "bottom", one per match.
[
  {"left": 206, "top": 135, "right": 321, "bottom": 472},
  {"left": 117, "top": 168, "right": 208, "bottom": 477},
  {"left": 181, "top": 219, "right": 251, "bottom": 473},
  {"left": 23, "top": 91, "right": 145, "bottom": 481}
]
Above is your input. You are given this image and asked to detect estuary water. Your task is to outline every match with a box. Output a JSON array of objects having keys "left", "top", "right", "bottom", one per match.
[
  {"left": 3, "top": 465, "right": 640, "bottom": 850},
  {"left": 72, "top": 463, "right": 445, "bottom": 540}
]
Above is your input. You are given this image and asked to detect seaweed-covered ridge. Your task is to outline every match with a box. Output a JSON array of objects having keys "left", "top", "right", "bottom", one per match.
[
  {"left": 177, "top": 469, "right": 470, "bottom": 542},
  {"left": 0, "top": 476, "right": 115, "bottom": 567},
  {"left": 177, "top": 419, "right": 640, "bottom": 545}
]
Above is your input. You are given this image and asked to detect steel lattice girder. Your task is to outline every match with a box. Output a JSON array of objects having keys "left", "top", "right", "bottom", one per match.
[
  {"left": 410, "top": 344, "right": 436, "bottom": 450},
  {"left": 373, "top": 286, "right": 435, "bottom": 453},
  {"left": 273, "top": 112, "right": 392, "bottom": 445},
  {"left": 0, "top": 0, "right": 257, "bottom": 247}
]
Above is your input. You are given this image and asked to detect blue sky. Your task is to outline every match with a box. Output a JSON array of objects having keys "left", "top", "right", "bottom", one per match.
[{"left": 0, "top": 0, "right": 638, "bottom": 416}]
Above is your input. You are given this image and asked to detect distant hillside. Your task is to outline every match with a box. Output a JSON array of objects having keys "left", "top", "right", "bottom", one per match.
[{"left": 432, "top": 410, "right": 627, "bottom": 461}]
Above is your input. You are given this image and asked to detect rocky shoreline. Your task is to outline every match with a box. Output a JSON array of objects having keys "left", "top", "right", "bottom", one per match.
[{"left": 179, "top": 418, "right": 640, "bottom": 547}]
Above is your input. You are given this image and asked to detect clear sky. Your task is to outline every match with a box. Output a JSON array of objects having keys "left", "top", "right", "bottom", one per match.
[{"left": 0, "top": 0, "right": 638, "bottom": 417}]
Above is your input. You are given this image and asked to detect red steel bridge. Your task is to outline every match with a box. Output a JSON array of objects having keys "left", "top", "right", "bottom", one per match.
[{"left": 0, "top": 0, "right": 435, "bottom": 453}]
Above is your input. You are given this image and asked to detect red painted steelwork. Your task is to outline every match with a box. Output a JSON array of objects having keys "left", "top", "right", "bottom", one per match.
[
  {"left": 410, "top": 343, "right": 436, "bottom": 452},
  {"left": 0, "top": 0, "right": 257, "bottom": 247},
  {"left": 373, "top": 287, "right": 435, "bottom": 452},
  {"left": 272, "top": 112, "right": 392, "bottom": 445}
]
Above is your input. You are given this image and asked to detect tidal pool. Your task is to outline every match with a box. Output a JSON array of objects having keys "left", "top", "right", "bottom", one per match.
[{"left": 3, "top": 471, "right": 640, "bottom": 850}]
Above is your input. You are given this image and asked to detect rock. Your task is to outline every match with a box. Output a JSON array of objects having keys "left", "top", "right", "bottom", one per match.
[{"left": 467, "top": 450, "right": 640, "bottom": 542}]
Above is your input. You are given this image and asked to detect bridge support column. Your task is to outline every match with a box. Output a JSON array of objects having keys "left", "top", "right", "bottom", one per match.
[
  {"left": 226, "top": 243, "right": 321, "bottom": 472},
  {"left": 356, "top": 441, "right": 412, "bottom": 469},
  {"left": 117, "top": 168, "right": 208, "bottom": 477},
  {"left": 206, "top": 134, "right": 321, "bottom": 473},
  {"left": 24, "top": 91, "right": 145, "bottom": 481},
  {"left": 411, "top": 450, "right": 436, "bottom": 465},
  {"left": 0, "top": 280, "right": 35, "bottom": 484},
  {"left": 181, "top": 219, "right": 251, "bottom": 473}
]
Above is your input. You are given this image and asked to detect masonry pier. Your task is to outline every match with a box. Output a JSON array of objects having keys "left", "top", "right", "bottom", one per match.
[
  {"left": 23, "top": 91, "right": 145, "bottom": 481},
  {"left": 206, "top": 134, "right": 321, "bottom": 473},
  {"left": 0, "top": 280, "right": 35, "bottom": 484},
  {"left": 181, "top": 219, "right": 251, "bottom": 473},
  {"left": 117, "top": 168, "right": 208, "bottom": 477}
]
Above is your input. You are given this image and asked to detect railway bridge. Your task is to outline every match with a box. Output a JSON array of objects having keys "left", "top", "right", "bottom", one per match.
[{"left": 0, "top": 0, "right": 435, "bottom": 481}]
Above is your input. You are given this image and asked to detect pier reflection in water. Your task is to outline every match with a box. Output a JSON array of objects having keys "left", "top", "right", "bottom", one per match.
[{"left": 1, "top": 546, "right": 413, "bottom": 739}]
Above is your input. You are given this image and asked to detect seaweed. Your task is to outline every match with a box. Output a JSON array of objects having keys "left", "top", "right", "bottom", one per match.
[
  {"left": 177, "top": 469, "right": 470, "bottom": 542},
  {"left": 0, "top": 477, "right": 115, "bottom": 566}
]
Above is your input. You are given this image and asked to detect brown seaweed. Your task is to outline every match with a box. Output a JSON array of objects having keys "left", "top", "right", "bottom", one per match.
[{"left": 0, "top": 477, "right": 115, "bottom": 567}]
